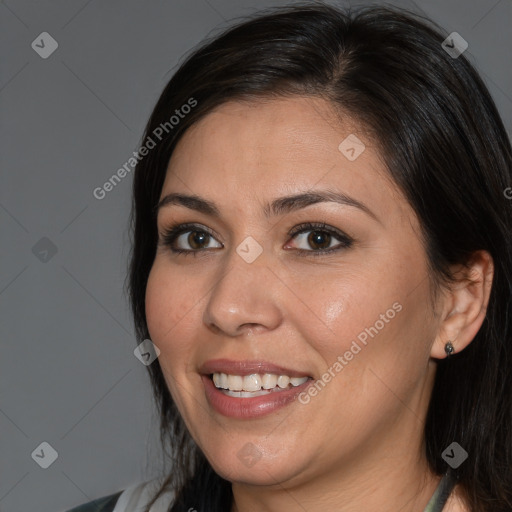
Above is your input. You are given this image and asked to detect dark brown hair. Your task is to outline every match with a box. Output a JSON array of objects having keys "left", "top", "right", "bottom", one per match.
[{"left": 127, "top": 3, "right": 512, "bottom": 510}]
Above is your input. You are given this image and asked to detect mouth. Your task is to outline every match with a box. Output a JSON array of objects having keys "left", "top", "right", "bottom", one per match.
[{"left": 199, "top": 359, "right": 314, "bottom": 418}]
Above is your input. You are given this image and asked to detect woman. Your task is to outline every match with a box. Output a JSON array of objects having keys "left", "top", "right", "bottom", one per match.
[{"left": 67, "top": 2, "right": 512, "bottom": 511}]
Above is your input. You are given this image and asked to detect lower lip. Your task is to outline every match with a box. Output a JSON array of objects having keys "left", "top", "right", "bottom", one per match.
[{"left": 201, "top": 375, "right": 312, "bottom": 419}]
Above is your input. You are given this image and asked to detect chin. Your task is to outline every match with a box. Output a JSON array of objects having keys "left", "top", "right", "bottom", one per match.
[{"left": 204, "top": 445, "right": 307, "bottom": 486}]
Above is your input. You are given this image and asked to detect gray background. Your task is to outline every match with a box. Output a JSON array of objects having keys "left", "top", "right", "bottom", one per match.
[{"left": 0, "top": 0, "right": 510, "bottom": 511}]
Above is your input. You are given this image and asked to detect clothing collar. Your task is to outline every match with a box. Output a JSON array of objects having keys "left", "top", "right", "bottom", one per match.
[{"left": 423, "top": 469, "right": 457, "bottom": 512}]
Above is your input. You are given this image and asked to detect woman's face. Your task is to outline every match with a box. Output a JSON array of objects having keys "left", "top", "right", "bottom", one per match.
[{"left": 145, "top": 96, "right": 440, "bottom": 487}]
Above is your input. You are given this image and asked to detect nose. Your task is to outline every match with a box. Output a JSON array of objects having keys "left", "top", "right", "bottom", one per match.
[{"left": 202, "top": 248, "right": 283, "bottom": 338}]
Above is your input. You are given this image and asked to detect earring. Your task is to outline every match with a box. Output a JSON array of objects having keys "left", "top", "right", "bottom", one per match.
[{"left": 444, "top": 341, "right": 455, "bottom": 357}]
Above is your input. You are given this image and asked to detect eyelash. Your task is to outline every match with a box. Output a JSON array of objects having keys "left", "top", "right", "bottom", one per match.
[{"left": 159, "top": 221, "right": 354, "bottom": 258}]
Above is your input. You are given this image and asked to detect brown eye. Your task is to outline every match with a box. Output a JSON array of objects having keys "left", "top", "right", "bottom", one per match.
[
  {"left": 287, "top": 222, "right": 354, "bottom": 254},
  {"left": 160, "top": 223, "right": 222, "bottom": 255},
  {"left": 187, "top": 231, "right": 211, "bottom": 250},
  {"left": 160, "top": 221, "right": 353, "bottom": 257},
  {"left": 307, "top": 231, "right": 332, "bottom": 250}
]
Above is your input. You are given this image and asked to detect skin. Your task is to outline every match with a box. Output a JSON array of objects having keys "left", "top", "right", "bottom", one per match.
[{"left": 145, "top": 96, "right": 494, "bottom": 512}]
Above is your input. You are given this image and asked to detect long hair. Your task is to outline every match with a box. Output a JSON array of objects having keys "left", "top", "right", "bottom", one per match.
[{"left": 126, "top": 3, "right": 512, "bottom": 511}]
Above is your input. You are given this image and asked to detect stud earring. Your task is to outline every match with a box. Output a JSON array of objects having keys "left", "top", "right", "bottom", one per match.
[{"left": 444, "top": 341, "right": 455, "bottom": 357}]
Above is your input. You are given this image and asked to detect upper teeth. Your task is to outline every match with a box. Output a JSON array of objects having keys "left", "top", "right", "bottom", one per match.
[{"left": 212, "top": 373, "right": 308, "bottom": 392}]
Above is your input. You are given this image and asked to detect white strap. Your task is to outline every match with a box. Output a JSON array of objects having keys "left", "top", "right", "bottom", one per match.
[{"left": 112, "top": 479, "right": 174, "bottom": 512}]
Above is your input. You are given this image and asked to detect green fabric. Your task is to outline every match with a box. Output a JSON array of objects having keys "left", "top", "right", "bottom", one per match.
[
  {"left": 423, "top": 470, "right": 457, "bottom": 512},
  {"left": 65, "top": 490, "right": 123, "bottom": 512}
]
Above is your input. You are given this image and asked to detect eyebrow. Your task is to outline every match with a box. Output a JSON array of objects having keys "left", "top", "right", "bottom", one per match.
[{"left": 154, "top": 190, "right": 378, "bottom": 221}]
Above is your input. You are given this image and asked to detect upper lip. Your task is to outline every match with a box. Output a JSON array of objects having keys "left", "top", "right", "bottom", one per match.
[{"left": 199, "top": 359, "right": 312, "bottom": 378}]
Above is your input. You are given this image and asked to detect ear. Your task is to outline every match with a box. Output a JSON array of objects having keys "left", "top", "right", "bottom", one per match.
[{"left": 431, "top": 250, "right": 494, "bottom": 359}]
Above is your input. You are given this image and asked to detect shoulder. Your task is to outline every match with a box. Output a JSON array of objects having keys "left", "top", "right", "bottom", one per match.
[{"left": 64, "top": 478, "right": 175, "bottom": 512}]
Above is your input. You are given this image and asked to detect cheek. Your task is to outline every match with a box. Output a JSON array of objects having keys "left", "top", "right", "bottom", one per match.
[
  {"left": 145, "top": 262, "right": 199, "bottom": 359},
  {"left": 286, "top": 260, "right": 431, "bottom": 380},
  {"left": 145, "top": 266, "right": 169, "bottom": 340},
  {"left": 283, "top": 265, "right": 399, "bottom": 354},
  {"left": 145, "top": 264, "right": 202, "bottom": 410}
]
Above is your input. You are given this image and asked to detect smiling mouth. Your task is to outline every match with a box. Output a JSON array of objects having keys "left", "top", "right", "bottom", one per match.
[{"left": 209, "top": 372, "right": 311, "bottom": 397}]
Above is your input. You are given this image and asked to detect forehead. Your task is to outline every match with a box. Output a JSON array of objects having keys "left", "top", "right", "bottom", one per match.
[{"left": 161, "top": 96, "right": 406, "bottom": 223}]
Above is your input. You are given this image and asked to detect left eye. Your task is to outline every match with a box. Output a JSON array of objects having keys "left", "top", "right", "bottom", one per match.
[
  {"left": 285, "top": 223, "right": 354, "bottom": 254},
  {"left": 288, "top": 228, "right": 347, "bottom": 252}
]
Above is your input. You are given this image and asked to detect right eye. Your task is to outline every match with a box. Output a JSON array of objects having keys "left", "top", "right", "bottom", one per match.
[{"left": 159, "top": 223, "right": 223, "bottom": 256}]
